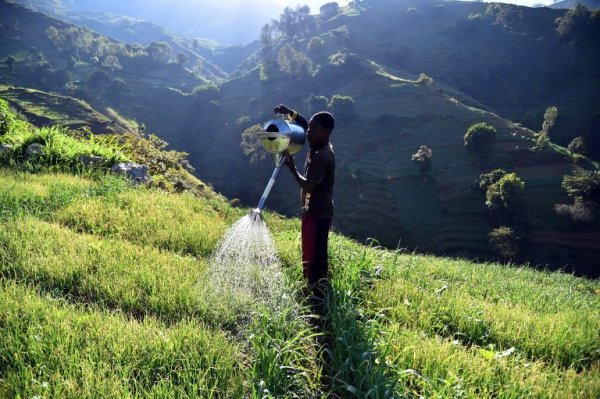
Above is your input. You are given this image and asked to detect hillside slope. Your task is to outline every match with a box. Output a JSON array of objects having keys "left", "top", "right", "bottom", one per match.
[
  {"left": 188, "top": 54, "right": 600, "bottom": 275},
  {"left": 0, "top": 99, "right": 599, "bottom": 397},
  {"left": 2, "top": 0, "right": 598, "bottom": 274},
  {"left": 0, "top": 166, "right": 598, "bottom": 397}
]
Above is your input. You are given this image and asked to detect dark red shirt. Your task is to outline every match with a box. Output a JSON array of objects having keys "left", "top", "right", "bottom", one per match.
[{"left": 303, "top": 141, "right": 335, "bottom": 219}]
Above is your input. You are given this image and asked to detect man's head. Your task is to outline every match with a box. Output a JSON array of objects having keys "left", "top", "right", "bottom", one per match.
[{"left": 307, "top": 112, "right": 335, "bottom": 144}]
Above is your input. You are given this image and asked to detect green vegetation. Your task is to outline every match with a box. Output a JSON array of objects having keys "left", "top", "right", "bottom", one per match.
[
  {"left": 411, "top": 145, "right": 432, "bottom": 176},
  {"left": 562, "top": 169, "right": 600, "bottom": 204},
  {"left": 488, "top": 226, "right": 520, "bottom": 259},
  {"left": 0, "top": 109, "right": 598, "bottom": 397},
  {"left": 464, "top": 122, "right": 496, "bottom": 162},
  {"left": 485, "top": 172, "right": 525, "bottom": 221},
  {"left": 0, "top": 164, "right": 598, "bottom": 397},
  {"left": 533, "top": 106, "right": 558, "bottom": 152},
  {"left": 568, "top": 136, "right": 588, "bottom": 157}
]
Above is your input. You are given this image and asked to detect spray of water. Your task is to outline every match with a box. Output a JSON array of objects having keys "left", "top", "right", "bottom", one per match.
[{"left": 207, "top": 212, "right": 290, "bottom": 311}]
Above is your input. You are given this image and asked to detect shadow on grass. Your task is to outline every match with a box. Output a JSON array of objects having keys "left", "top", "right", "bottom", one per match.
[{"left": 309, "top": 279, "right": 396, "bottom": 398}]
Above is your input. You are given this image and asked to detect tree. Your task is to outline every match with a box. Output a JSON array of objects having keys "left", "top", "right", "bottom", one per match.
[
  {"left": 308, "top": 94, "right": 328, "bottom": 114},
  {"left": 277, "top": 44, "right": 313, "bottom": 76},
  {"left": 307, "top": 36, "right": 324, "bottom": 53},
  {"left": 562, "top": 169, "right": 600, "bottom": 203},
  {"left": 87, "top": 69, "right": 110, "bottom": 90},
  {"left": 488, "top": 226, "right": 520, "bottom": 259},
  {"left": 557, "top": 169, "right": 599, "bottom": 222},
  {"left": 477, "top": 169, "right": 508, "bottom": 194},
  {"left": 4, "top": 56, "right": 16, "bottom": 73},
  {"left": 464, "top": 122, "right": 496, "bottom": 162},
  {"left": 278, "top": 5, "right": 315, "bottom": 40},
  {"left": 241, "top": 124, "right": 267, "bottom": 164},
  {"left": 542, "top": 106, "right": 558, "bottom": 136},
  {"left": 147, "top": 41, "right": 172, "bottom": 63},
  {"left": 556, "top": 4, "right": 592, "bottom": 38},
  {"left": 411, "top": 145, "right": 433, "bottom": 176},
  {"left": 416, "top": 73, "right": 434, "bottom": 85},
  {"left": 259, "top": 20, "right": 280, "bottom": 47},
  {"left": 485, "top": 172, "right": 525, "bottom": 223},
  {"left": 330, "top": 25, "right": 350, "bottom": 43},
  {"left": 109, "top": 78, "right": 127, "bottom": 95},
  {"left": 568, "top": 136, "right": 587, "bottom": 156},
  {"left": 533, "top": 106, "right": 557, "bottom": 152},
  {"left": 320, "top": 2, "right": 340, "bottom": 18},
  {"left": 330, "top": 95, "right": 355, "bottom": 117},
  {"left": 176, "top": 52, "right": 189, "bottom": 65},
  {"left": 101, "top": 55, "right": 122, "bottom": 71}
]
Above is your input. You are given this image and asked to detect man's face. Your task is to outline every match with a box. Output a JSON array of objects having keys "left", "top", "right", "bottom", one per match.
[{"left": 307, "top": 118, "right": 329, "bottom": 144}]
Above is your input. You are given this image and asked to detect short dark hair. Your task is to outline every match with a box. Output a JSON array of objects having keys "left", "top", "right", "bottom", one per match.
[{"left": 312, "top": 111, "right": 335, "bottom": 132}]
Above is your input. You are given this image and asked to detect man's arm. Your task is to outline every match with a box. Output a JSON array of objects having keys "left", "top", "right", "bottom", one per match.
[
  {"left": 273, "top": 104, "right": 308, "bottom": 131},
  {"left": 284, "top": 155, "right": 318, "bottom": 193}
]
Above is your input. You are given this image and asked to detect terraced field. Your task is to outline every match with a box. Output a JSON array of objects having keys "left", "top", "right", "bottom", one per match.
[{"left": 0, "top": 168, "right": 598, "bottom": 398}]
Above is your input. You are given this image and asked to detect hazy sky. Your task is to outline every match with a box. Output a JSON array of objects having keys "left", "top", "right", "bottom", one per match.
[
  {"left": 70, "top": 0, "right": 557, "bottom": 44},
  {"left": 280, "top": 0, "right": 555, "bottom": 12}
]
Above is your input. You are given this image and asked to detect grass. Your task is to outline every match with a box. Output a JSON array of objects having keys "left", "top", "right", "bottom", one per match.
[
  {"left": 0, "top": 166, "right": 598, "bottom": 398},
  {"left": 0, "top": 281, "right": 246, "bottom": 398}
]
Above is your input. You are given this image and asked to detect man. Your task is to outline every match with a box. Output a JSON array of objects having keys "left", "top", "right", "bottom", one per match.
[{"left": 273, "top": 104, "right": 335, "bottom": 299}]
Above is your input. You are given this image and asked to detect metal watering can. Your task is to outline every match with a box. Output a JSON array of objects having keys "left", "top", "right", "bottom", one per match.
[{"left": 252, "top": 114, "right": 306, "bottom": 216}]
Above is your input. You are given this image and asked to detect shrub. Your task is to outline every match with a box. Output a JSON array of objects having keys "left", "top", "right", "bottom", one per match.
[
  {"left": 567, "top": 136, "right": 587, "bottom": 156},
  {"left": 307, "top": 36, "right": 324, "bottom": 52},
  {"left": 477, "top": 169, "right": 508, "bottom": 194},
  {"left": 329, "top": 95, "right": 355, "bottom": 117},
  {"left": 488, "top": 226, "right": 520, "bottom": 259},
  {"left": 555, "top": 201, "right": 595, "bottom": 222},
  {"left": 307, "top": 94, "right": 328, "bottom": 114},
  {"left": 416, "top": 73, "right": 434, "bottom": 85},
  {"left": 561, "top": 169, "right": 600, "bottom": 203},
  {"left": 330, "top": 25, "right": 350, "bottom": 42},
  {"left": 101, "top": 55, "right": 122, "bottom": 71},
  {"left": 176, "top": 52, "right": 189, "bottom": 65},
  {"left": 320, "top": 2, "right": 340, "bottom": 18},
  {"left": 485, "top": 172, "right": 525, "bottom": 223},
  {"left": 5, "top": 55, "right": 16, "bottom": 72},
  {"left": 0, "top": 99, "right": 16, "bottom": 136},
  {"left": 464, "top": 122, "right": 496, "bottom": 161},
  {"left": 328, "top": 52, "right": 347, "bottom": 67},
  {"left": 109, "top": 78, "right": 127, "bottom": 94},
  {"left": 277, "top": 44, "right": 313, "bottom": 76},
  {"left": 87, "top": 70, "right": 110, "bottom": 90},
  {"left": 147, "top": 41, "right": 172, "bottom": 63},
  {"left": 240, "top": 124, "right": 266, "bottom": 164},
  {"left": 411, "top": 145, "right": 432, "bottom": 175}
]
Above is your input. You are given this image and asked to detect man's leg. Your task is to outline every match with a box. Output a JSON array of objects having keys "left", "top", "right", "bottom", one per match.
[
  {"left": 302, "top": 212, "right": 318, "bottom": 285},
  {"left": 313, "top": 217, "right": 332, "bottom": 299}
]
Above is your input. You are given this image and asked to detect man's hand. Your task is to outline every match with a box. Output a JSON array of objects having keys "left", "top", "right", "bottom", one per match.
[
  {"left": 273, "top": 104, "right": 291, "bottom": 115},
  {"left": 283, "top": 153, "right": 295, "bottom": 171}
]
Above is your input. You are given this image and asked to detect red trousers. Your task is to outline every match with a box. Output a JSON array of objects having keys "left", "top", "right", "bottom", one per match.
[{"left": 302, "top": 213, "right": 332, "bottom": 286}]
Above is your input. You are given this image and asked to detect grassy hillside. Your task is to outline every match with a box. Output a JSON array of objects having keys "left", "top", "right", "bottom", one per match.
[
  {"left": 2, "top": 0, "right": 598, "bottom": 274},
  {"left": 188, "top": 55, "right": 600, "bottom": 275},
  {"left": 0, "top": 165, "right": 599, "bottom": 397}
]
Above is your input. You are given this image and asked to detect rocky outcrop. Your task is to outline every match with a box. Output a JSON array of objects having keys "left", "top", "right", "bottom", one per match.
[{"left": 111, "top": 162, "right": 149, "bottom": 185}]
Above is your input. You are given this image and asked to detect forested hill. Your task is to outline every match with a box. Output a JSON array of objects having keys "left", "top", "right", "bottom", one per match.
[
  {"left": 1, "top": 0, "right": 599, "bottom": 275},
  {"left": 186, "top": 0, "right": 600, "bottom": 275},
  {"left": 550, "top": 0, "right": 600, "bottom": 9}
]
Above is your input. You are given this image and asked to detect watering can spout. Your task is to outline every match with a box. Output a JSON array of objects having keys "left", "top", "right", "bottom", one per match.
[
  {"left": 249, "top": 208, "right": 264, "bottom": 223},
  {"left": 255, "top": 155, "right": 287, "bottom": 212}
]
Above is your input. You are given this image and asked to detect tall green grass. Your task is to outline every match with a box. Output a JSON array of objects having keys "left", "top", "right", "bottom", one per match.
[
  {"left": 0, "top": 169, "right": 130, "bottom": 220},
  {"left": 0, "top": 168, "right": 598, "bottom": 398},
  {"left": 0, "top": 218, "right": 243, "bottom": 327},
  {"left": 52, "top": 189, "right": 233, "bottom": 258},
  {"left": 0, "top": 281, "right": 245, "bottom": 398},
  {"left": 0, "top": 169, "right": 324, "bottom": 397}
]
